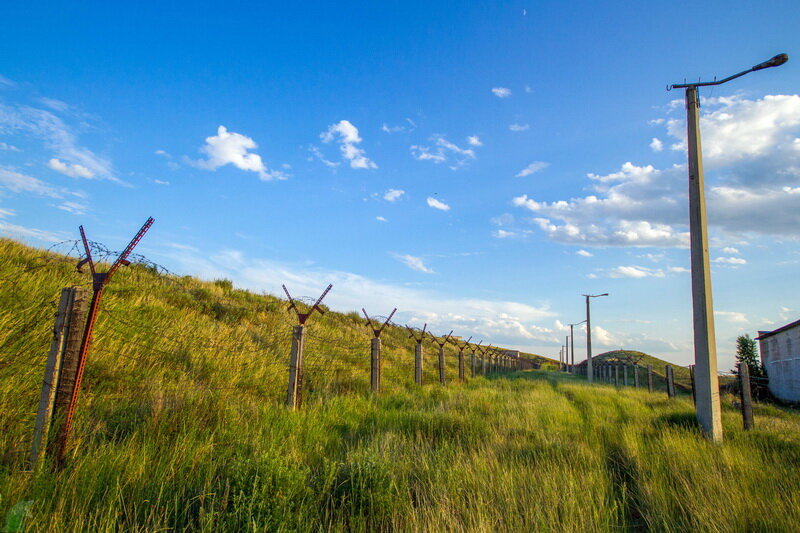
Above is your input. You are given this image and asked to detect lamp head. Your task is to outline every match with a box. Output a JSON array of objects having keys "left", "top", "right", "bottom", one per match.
[{"left": 752, "top": 53, "right": 789, "bottom": 71}]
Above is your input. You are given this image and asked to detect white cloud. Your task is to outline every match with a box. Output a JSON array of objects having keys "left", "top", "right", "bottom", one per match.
[
  {"left": 376, "top": 216, "right": 387, "bottom": 222},
  {"left": 427, "top": 197, "right": 451, "bottom": 211},
  {"left": 0, "top": 142, "right": 19, "bottom": 151},
  {"left": 195, "top": 126, "right": 286, "bottom": 180},
  {"left": 321, "top": 120, "right": 377, "bottom": 169},
  {"left": 0, "top": 100, "right": 116, "bottom": 181},
  {"left": 383, "top": 189, "right": 405, "bottom": 202},
  {"left": 509, "top": 123, "right": 530, "bottom": 132},
  {"left": 576, "top": 250, "right": 593, "bottom": 257},
  {"left": 668, "top": 266, "right": 690, "bottom": 273},
  {"left": 713, "top": 256, "right": 747, "bottom": 265},
  {"left": 48, "top": 158, "right": 94, "bottom": 178},
  {"left": 308, "top": 145, "right": 339, "bottom": 168},
  {"left": 511, "top": 95, "right": 800, "bottom": 248},
  {"left": 667, "top": 94, "right": 800, "bottom": 170},
  {"left": 153, "top": 246, "right": 557, "bottom": 347},
  {"left": 393, "top": 253, "right": 434, "bottom": 274},
  {"left": 0, "top": 209, "right": 67, "bottom": 242},
  {"left": 381, "top": 118, "right": 416, "bottom": 134},
  {"left": 493, "top": 229, "right": 516, "bottom": 239},
  {"left": 492, "top": 87, "right": 512, "bottom": 98},
  {"left": 491, "top": 213, "right": 514, "bottom": 226},
  {"left": 722, "top": 246, "right": 740, "bottom": 254},
  {"left": 715, "top": 310, "right": 749, "bottom": 324},
  {"left": 56, "top": 201, "right": 88, "bottom": 215},
  {"left": 650, "top": 137, "right": 663, "bottom": 152},
  {"left": 607, "top": 265, "right": 665, "bottom": 279},
  {"left": 515, "top": 161, "right": 549, "bottom": 177},
  {"left": 467, "top": 135, "right": 483, "bottom": 146},
  {"left": 153, "top": 179, "right": 170, "bottom": 185},
  {"left": 411, "top": 135, "right": 476, "bottom": 169},
  {"left": 1, "top": 167, "right": 62, "bottom": 197},
  {"left": 592, "top": 325, "right": 680, "bottom": 352}
]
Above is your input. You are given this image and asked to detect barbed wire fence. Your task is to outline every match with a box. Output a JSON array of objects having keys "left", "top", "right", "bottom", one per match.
[
  {"left": 1, "top": 234, "right": 527, "bottom": 469},
  {"left": 2, "top": 231, "right": 774, "bottom": 470}
]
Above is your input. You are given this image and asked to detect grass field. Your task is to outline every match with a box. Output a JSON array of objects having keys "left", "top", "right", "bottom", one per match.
[{"left": 2, "top": 238, "right": 800, "bottom": 532}]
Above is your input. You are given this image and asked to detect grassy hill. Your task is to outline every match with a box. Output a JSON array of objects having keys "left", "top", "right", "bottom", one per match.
[{"left": 2, "top": 238, "right": 800, "bottom": 531}]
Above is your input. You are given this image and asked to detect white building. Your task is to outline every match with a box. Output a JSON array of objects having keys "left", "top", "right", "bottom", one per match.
[{"left": 757, "top": 319, "right": 800, "bottom": 403}]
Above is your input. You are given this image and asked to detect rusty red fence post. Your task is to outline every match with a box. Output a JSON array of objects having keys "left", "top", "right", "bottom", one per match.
[{"left": 54, "top": 218, "right": 154, "bottom": 467}]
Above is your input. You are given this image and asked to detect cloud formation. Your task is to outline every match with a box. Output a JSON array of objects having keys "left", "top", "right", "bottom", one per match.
[
  {"left": 393, "top": 253, "right": 434, "bottom": 274},
  {"left": 321, "top": 120, "right": 377, "bottom": 169},
  {"left": 512, "top": 95, "right": 800, "bottom": 247},
  {"left": 411, "top": 135, "right": 477, "bottom": 169},
  {"left": 492, "top": 87, "right": 512, "bottom": 98},
  {"left": 515, "top": 161, "right": 549, "bottom": 177},
  {"left": 48, "top": 158, "right": 94, "bottom": 178},
  {"left": 427, "top": 197, "right": 451, "bottom": 211},
  {"left": 195, "top": 126, "right": 286, "bottom": 180},
  {"left": 383, "top": 189, "right": 405, "bottom": 202}
]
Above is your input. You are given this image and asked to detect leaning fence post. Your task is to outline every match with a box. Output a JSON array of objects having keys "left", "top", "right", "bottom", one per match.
[
  {"left": 30, "top": 287, "right": 88, "bottom": 469},
  {"left": 647, "top": 365, "right": 654, "bottom": 392},
  {"left": 666, "top": 365, "right": 675, "bottom": 399},
  {"left": 739, "top": 362, "right": 754, "bottom": 430}
]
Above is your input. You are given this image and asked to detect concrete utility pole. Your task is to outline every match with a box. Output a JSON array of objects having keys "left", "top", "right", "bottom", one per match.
[
  {"left": 568, "top": 321, "right": 585, "bottom": 374},
  {"left": 565, "top": 336, "right": 570, "bottom": 372},
  {"left": 670, "top": 53, "right": 787, "bottom": 443},
  {"left": 583, "top": 293, "right": 608, "bottom": 383}
]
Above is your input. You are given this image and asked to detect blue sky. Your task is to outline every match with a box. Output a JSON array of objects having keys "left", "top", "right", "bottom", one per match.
[{"left": 2, "top": 1, "right": 799, "bottom": 369}]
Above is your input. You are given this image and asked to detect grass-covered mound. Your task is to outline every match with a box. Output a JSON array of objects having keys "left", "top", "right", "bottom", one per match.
[{"left": 2, "top": 238, "right": 800, "bottom": 531}]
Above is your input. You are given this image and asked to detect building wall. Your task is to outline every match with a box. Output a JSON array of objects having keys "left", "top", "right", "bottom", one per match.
[{"left": 759, "top": 324, "right": 800, "bottom": 402}]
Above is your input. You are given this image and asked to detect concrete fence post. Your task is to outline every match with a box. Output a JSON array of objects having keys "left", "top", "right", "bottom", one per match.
[
  {"left": 634, "top": 365, "right": 640, "bottom": 388},
  {"left": 624, "top": 364, "right": 629, "bottom": 387},
  {"left": 614, "top": 364, "right": 619, "bottom": 387},
  {"left": 30, "top": 287, "right": 89, "bottom": 469},
  {"left": 458, "top": 349, "right": 465, "bottom": 382},
  {"left": 371, "top": 337, "right": 381, "bottom": 393},
  {"left": 739, "top": 362, "right": 754, "bottom": 430},
  {"left": 286, "top": 325, "right": 306, "bottom": 409},
  {"left": 647, "top": 365, "right": 654, "bottom": 393},
  {"left": 47, "top": 287, "right": 90, "bottom": 463},
  {"left": 666, "top": 365, "right": 675, "bottom": 399},
  {"left": 414, "top": 342, "right": 423, "bottom": 386},
  {"left": 689, "top": 365, "right": 696, "bottom": 406},
  {"left": 438, "top": 345, "right": 446, "bottom": 385}
]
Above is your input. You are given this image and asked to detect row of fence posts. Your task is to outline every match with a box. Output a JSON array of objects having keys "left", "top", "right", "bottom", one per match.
[
  {"left": 31, "top": 277, "right": 523, "bottom": 469},
  {"left": 281, "top": 313, "right": 521, "bottom": 410},
  {"left": 575, "top": 360, "right": 755, "bottom": 431}
]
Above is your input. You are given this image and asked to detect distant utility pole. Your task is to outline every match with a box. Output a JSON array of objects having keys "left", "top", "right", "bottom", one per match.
[
  {"left": 583, "top": 293, "right": 608, "bottom": 383},
  {"left": 669, "top": 53, "right": 787, "bottom": 443},
  {"left": 569, "top": 320, "right": 586, "bottom": 375}
]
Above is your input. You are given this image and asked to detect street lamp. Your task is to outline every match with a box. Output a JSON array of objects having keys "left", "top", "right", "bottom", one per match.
[
  {"left": 568, "top": 320, "right": 587, "bottom": 375},
  {"left": 583, "top": 293, "right": 608, "bottom": 383},
  {"left": 670, "top": 53, "right": 788, "bottom": 443}
]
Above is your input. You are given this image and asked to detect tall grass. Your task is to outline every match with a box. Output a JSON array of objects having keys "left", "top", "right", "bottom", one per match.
[{"left": 1, "top": 238, "right": 799, "bottom": 531}]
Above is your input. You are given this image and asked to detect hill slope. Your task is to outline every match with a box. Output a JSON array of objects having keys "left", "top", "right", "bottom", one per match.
[{"left": 2, "top": 238, "right": 800, "bottom": 531}]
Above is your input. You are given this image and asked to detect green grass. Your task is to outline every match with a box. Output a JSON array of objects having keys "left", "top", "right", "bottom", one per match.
[{"left": 2, "top": 238, "right": 800, "bottom": 531}]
